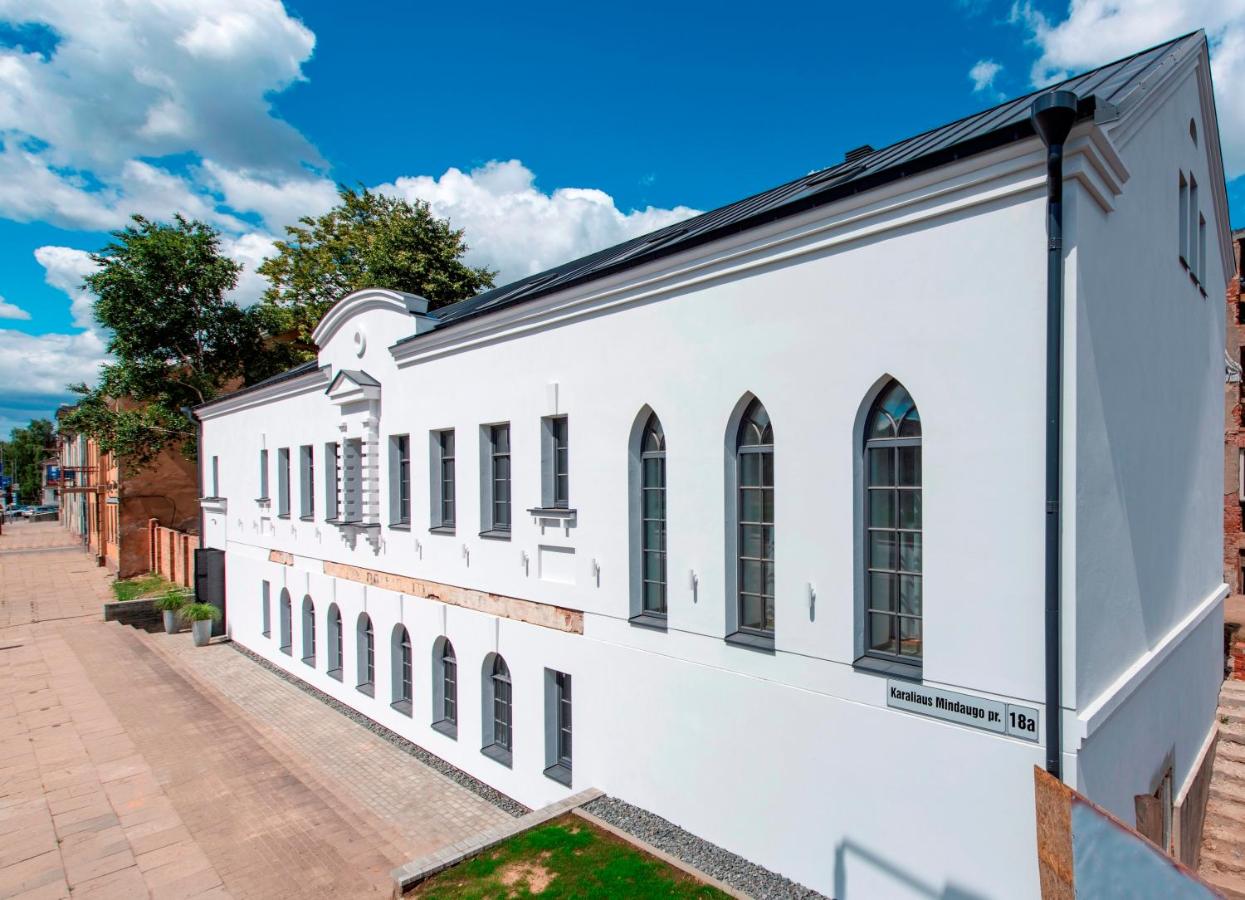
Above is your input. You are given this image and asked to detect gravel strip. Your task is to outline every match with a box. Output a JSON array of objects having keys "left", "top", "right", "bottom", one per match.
[
  {"left": 229, "top": 641, "right": 529, "bottom": 817},
  {"left": 582, "top": 795, "right": 827, "bottom": 899}
]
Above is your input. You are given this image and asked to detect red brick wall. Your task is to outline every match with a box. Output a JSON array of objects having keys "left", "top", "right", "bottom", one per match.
[{"left": 1224, "top": 230, "right": 1245, "bottom": 678}]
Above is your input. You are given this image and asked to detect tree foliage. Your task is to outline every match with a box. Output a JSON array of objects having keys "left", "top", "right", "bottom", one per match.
[
  {"left": 60, "top": 215, "right": 292, "bottom": 468},
  {"left": 257, "top": 186, "right": 495, "bottom": 344},
  {"left": 1, "top": 418, "right": 55, "bottom": 504}
]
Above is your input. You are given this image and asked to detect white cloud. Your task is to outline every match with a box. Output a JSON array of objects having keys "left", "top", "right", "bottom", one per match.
[
  {"left": 1013, "top": 0, "right": 1245, "bottom": 176},
  {"left": 377, "top": 160, "right": 700, "bottom": 285},
  {"left": 34, "top": 246, "right": 97, "bottom": 331},
  {"left": 969, "top": 59, "right": 1004, "bottom": 95},
  {"left": 0, "top": 0, "right": 318, "bottom": 175},
  {"left": 0, "top": 295, "right": 29, "bottom": 320},
  {"left": 219, "top": 232, "right": 279, "bottom": 307},
  {"left": 0, "top": 327, "right": 108, "bottom": 414},
  {"left": 200, "top": 161, "right": 339, "bottom": 234}
]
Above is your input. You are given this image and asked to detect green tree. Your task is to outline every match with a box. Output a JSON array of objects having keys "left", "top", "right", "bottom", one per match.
[
  {"left": 1, "top": 418, "right": 55, "bottom": 504},
  {"left": 257, "top": 185, "right": 495, "bottom": 344},
  {"left": 60, "top": 215, "right": 291, "bottom": 468}
]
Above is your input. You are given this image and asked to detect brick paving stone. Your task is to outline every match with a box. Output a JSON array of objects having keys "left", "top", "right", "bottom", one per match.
[{"left": 1, "top": 522, "right": 520, "bottom": 900}]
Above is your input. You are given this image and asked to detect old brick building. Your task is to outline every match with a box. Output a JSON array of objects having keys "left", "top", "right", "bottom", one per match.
[{"left": 1224, "top": 228, "right": 1245, "bottom": 676}]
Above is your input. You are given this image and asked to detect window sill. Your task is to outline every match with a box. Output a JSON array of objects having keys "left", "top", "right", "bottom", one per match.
[
  {"left": 388, "top": 523, "right": 411, "bottom": 531},
  {"left": 526, "top": 506, "right": 576, "bottom": 521},
  {"left": 478, "top": 529, "right": 511, "bottom": 541},
  {"left": 391, "top": 699, "right": 412, "bottom": 717},
  {"left": 327, "top": 667, "right": 342, "bottom": 682},
  {"left": 298, "top": 515, "right": 315, "bottom": 522},
  {"left": 432, "top": 719, "right": 458, "bottom": 740},
  {"left": 852, "top": 654, "right": 922, "bottom": 681},
  {"left": 262, "top": 630, "right": 271, "bottom": 638},
  {"left": 357, "top": 681, "right": 374, "bottom": 697},
  {"left": 277, "top": 513, "right": 290, "bottom": 520},
  {"left": 429, "top": 525, "right": 456, "bottom": 535},
  {"left": 255, "top": 497, "right": 270, "bottom": 504},
  {"left": 326, "top": 518, "right": 379, "bottom": 529},
  {"left": 301, "top": 655, "right": 315, "bottom": 667},
  {"left": 725, "top": 630, "right": 775, "bottom": 653},
  {"left": 481, "top": 743, "right": 513, "bottom": 768},
  {"left": 279, "top": 644, "right": 292, "bottom": 656},
  {"left": 543, "top": 763, "right": 572, "bottom": 787},
  {"left": 629, "top": 612, "right": 668, "bottom": 632}
]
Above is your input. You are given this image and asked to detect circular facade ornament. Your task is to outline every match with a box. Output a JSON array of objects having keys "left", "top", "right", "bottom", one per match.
[{"left": 353, "top": 327, "right": 367, "bottom": 357}]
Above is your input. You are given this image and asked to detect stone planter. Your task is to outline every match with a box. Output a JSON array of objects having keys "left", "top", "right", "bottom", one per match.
[
  {"left": 163, "top": 610, "right": 181, "bottom": 635},
  {"left": 191, "top": 619, "right": 212, "bottom": 647}
]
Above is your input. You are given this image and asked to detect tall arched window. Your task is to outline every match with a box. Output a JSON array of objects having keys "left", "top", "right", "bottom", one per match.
[
  {"left": 433, "top": 637, "right": 457, "bottom": 737},
  {"left": 279, "top": 589, "right": 292, "bottom": 655},
  {"left": 863, "top": 380, "right": 922, "bottom": 664},
  {"left": 735, "top": 399, "right": 774, "bottom": 637},
  {"left": 301, "top": 596, "right": 316, "bottom": 666},
  {"left": 391, "top": 625, "right": 412, "bottom": 715},
  {"left": 327, "top": 604, "right": 343, "bottom": 679},
  {"left": 640, "top": 414, "right": 667, "bottom": 616},
  {"left": 356, "top": 614, "right": 375, "bottom": 696},
  {"left": 481, "top": 654, "right": 512, "bottom": 766}
]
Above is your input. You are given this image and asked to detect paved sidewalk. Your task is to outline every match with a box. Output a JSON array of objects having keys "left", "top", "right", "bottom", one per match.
[{"left": 0, "top": 523, "right": 516, "bottom": 899}]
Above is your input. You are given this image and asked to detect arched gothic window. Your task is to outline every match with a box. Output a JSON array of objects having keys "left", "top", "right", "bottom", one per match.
[
  {"left": 863, "top": 380, "right": 922, "bottom": 663},
  {"left": 639, "top": 413, "right": 667, "bottom": 615},
  {"left": 736, "top": 399, "right": 774, "bottom": 636}
]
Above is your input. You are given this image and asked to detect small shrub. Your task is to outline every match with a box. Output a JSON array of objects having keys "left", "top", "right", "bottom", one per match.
[
  {"left": 182, "top": 602, "right": 221, "bottom": 622},
  {"left": 154, "top": 588, "right": 191, "bottom": 611}
]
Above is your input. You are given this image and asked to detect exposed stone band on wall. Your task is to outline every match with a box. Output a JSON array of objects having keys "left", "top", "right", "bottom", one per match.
[
  {"left": 269, "top": 550, "right": 294, "bottom": 566},
  {"left": 322, "top": 560, "right": 584, "bottom": 634}
]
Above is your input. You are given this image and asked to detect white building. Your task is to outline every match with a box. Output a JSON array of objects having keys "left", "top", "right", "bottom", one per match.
[{"left": 196, "top": 32, "right": 1231, "bottom": 899}]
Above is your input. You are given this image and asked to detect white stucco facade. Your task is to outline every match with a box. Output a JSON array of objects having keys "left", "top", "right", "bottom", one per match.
[{"left": 197, "top": 39, "right": 1231, "bottom": 900}]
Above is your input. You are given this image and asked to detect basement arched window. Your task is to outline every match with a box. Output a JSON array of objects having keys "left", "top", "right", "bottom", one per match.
[
  {"left": 301, "top": 596, "right": 316, "bottom": 666},
  {"left": 356, "top": 613, "right": 375, "bottom": 696},
  {"left": 391, "top": 625, "right": 412, "bottom": 715}
]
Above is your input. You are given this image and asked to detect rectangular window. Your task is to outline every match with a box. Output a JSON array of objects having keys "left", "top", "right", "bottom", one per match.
[
  {"left": 342, "top": 438, "right": 362, "bottom": 522},
  {"left": 324, "top": 442, "right": 339, "bottom": 520},
  {"left": 210, "top": 456, "right": 219, "bottom": 497},
  {"left": 1178, "top": 172, "right": 1188, "bottom": 265},
  {"left": 261, "top": 580, "right": 271, "bottom": 637},
  {"left": 390, "top": 435, "right": 410, "bottom": 525},
  {"left": 277, "top": 448, "right": 290, "bottom": 517},
  {"left": 544, "top": 669, "right": 572, "bottom": 785},
  {"left": 431, "top": 429, "right": 455, "bottom": 529},
  {"left": 259, "top": 449, "right": 269, "bottom": 500},
  {"left": 299, "top": 445, "right": 314, "bottom": 518},
  {"left": 1189, "top": 175, "right": 1200, "bottom": 282},
  {"left": 1199, "top": 214, "right": 1207, "bottom": 289},
  {"left": 542, "top": 416, "right": 570, "bottom": 508},
  {"left": 488, "top": 424, "right": 511, "bottom": 532}
]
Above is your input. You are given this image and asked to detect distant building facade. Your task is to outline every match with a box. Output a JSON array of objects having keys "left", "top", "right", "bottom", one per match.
[
  {"left": 197, "top": 34, "right": 1229, "bottom": 899},
  {"left": 57, "top": 409, "right": 201, "bottom": 578}
]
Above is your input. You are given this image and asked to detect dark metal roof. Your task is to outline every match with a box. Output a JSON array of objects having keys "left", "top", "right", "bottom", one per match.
[
  {"left": 400, "top": 31, "right": 1202, "bottom": 341},
  {"left": 194, "top": 359, "right": 322, "bottom": 412}
]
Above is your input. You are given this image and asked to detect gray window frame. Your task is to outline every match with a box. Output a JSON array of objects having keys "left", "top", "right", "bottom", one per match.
[
  {"left": 429, "top": 430, "right": 456, "bottom": 531},
  {"left": 261, "top": 580, "right": 271, "bottom": 637},
  {"left": 277, "top": 447, "right": 290, "bottom": 517},
  {"left": 481, "top": 654, "right": 512, "bottom": 766},
  {"left": 259, "top": 449, "right": 269, "bottom": 501},
  {"left": 356, "top": 613, "right": 375, "bottom": 696},
  {"left": 324, "top": 442, "right": 340, "bottom": 521},
  {"left": 391, "top": 625, "right": 412, "bottom": 716},
  {"left": 327, "top": 603, "right": 342, "bottom": 680},
  {"left": 541, "top": 415, "right": 570, "bottom": 509},
  {"left": 479, "top": 423, "right": 511, "bottom": 537},
  {"left": 728, "top": 399, "right": 774, "bottom": 646},
  {"left": 543, "top": 669, "right": 572, "bottom": 785},
  {"left": 298, "top": 445, "right": 314, "bottom": 520},
  {"left": 341, "top": 438, "right": 363, "bottom": 523},
  {"left": 390, "top": 434, "right": 411, "bottom": 526},
  {"left": 629, "top": 411, "right": 667, "bottom": 626},
  {"left": 279, "top": 588, "right": 292, "bottom": 654},
  {"left": 301, "top": 595, "right": 316, "bottom": 666},
  {"left": 859, "top": 380, "right": 923, "bottom": 675},
  {"left": 432, "top": 637, "right": 457, "bottom": 738}
]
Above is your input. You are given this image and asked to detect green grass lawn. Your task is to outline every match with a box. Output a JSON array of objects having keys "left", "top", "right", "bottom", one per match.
[
  {"left": 111, "top": 572, "right": 178, "bottom": 602},
  {"left": 412, "top": 815, "right": 730, "bottom": 899}
]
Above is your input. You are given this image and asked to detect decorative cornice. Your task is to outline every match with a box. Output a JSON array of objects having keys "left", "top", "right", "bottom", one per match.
[
  {"left": 311, "top": 288, "right": 430, "bottom": 348},
  {"left": 196, "top": 367, "right": 329, "bottom": 419}
]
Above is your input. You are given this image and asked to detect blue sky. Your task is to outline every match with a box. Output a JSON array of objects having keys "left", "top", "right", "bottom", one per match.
[{"left": 1, "top": 0, "right": 1242, "bottom": 438}]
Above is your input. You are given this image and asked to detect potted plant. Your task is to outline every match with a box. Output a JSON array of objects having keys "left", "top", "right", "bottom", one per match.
[
  {"left": 154, "top": 588, "right": 189, "bottom": 634},
  {"left": 183, "top": 602, "right": 221, "bottom": 647}
]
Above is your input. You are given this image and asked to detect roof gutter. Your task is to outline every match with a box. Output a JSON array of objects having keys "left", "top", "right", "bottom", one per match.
[{"left": 1031, "top": 89, "right": 1079, "bottom": 781}]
